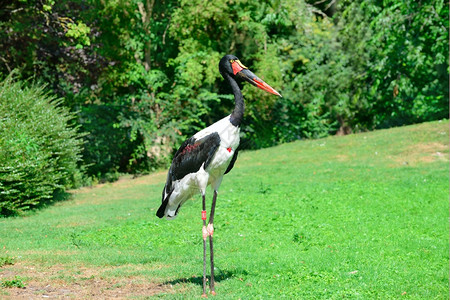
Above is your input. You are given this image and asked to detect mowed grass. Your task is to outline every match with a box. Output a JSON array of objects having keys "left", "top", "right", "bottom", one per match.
[{"left": 1, "top": 120, "right": 449, "bottom": 298}]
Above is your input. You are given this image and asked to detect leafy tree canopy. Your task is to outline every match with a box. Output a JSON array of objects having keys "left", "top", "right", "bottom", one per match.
[{"left": 0, "top": 0, "right": 447, "bottom": 179}]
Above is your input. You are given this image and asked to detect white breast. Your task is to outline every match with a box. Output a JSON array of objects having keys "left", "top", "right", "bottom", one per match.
[{"left": 198, "top": 115, "right": 240, "bottom": 188}]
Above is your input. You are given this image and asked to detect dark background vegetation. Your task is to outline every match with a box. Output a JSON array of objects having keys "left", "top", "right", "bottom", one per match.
[{"left": 0, "top": 0, "right": 448, "bottom": 213}]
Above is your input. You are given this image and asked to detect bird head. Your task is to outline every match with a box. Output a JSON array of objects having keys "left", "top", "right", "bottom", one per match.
[{"left": 219, "top": 54, "right": 282, "bottom": 97}]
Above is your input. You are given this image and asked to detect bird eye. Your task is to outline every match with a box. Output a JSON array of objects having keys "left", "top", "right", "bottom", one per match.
[{"left": 229, "top": 59, "right": 235, "bottom": 63}]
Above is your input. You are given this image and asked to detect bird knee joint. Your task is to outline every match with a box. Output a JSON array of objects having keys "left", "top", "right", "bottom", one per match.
[
  {"left": 207, "top": 223, "right": 214, "bottom": 236},
  {"left": 202, "top": 226, "right": 208, "bottom": 240}
]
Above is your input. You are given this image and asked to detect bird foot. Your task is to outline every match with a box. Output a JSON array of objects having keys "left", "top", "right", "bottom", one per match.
[
  {"left": 211, "top": 291, "right": 216, "bottom": 296},
  {"left": 207, "top": 223, "right": 214, "bottom": 237},
  {"left": 201, "top": 293, "right": 208, "bottom": 298}
]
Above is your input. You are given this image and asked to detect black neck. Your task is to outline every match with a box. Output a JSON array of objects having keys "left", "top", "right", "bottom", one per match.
[{"left": 224, "top": 72, "right": 244, "bottom": 127}]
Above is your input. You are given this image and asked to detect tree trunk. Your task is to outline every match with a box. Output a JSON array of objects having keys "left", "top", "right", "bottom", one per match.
[
  {"left": 336, "top": 115, "right": 352, "bottom": 136},
  {"left": 137, "top": 0, "right": 155, "bottom": 71}
]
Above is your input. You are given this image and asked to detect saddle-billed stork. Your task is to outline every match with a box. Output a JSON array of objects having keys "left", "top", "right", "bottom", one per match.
[{"left": 156, "top": 54, "right": 281, "bottom": 296}]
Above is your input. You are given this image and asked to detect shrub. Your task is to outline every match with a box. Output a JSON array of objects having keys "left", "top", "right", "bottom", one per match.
[
  {"left": 1, "top": 276, "right": 25, "bottom": 288},
  {"left": 0, "top": 76, "right": 84, "bottom": 216},
  {"left": 0, "top": 256, "right": 15, "bottom": 267}
]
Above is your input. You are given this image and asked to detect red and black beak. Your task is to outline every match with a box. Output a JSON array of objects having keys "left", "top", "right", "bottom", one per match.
[{"left": 231, "top": 60, "right": 282, "bottom": 97}]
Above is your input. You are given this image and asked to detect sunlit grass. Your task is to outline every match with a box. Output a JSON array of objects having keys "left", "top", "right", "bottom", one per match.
[{"left": 1, "top": 120, "right": 448, "bottom": 298}]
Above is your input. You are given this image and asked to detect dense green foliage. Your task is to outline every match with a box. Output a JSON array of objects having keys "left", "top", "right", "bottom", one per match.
[
  {"left": 335, "top": 0, "right": 449, "bottom": 129},
  {"left": 0, "top": 0, "right": 447, "bottom": 178},
  {"left": 0, "top": 77, "right": 83, "bottom": 215},
  {"left": 1, "top": 121, "right": 448, "bottom": 298}
]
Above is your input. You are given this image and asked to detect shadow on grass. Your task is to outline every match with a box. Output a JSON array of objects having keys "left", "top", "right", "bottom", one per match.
[
  {"left": 165, "top": 268, "right": 246, "bottom": 286},
  {"left": 0, "top": 189, "right": 72, "bottom": 218}
]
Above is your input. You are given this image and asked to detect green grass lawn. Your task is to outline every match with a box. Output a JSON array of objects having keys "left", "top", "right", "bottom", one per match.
[{"left": 1, "top": 120, "right": 449, "bottom": 299}]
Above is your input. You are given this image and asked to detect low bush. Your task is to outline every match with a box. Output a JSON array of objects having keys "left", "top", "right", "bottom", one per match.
[
  {"left": 0, "top": 76, "right": 84, "bottom": 216},
  {"left": 1, "top": 276, "right": 25, "bottom": 288}
]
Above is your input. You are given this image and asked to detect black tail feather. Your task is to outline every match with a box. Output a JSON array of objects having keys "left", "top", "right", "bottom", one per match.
[
  {"left": 156, "top": 197, "right": 169, "bottom": 218},
  {"left": 156, "top": 189, "right": 173, "bottom": 218}
]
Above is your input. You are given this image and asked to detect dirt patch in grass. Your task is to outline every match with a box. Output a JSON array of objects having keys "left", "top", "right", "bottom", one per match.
[
  {"left": 66, "top": 171, "right": 167, "bottom": 207},
  {"left": 334, "top": 154, "right": 351, "bottom": 162},
  {"left": 72, "top": 171, "right": 167, "bottom": 195},
  {"left": 389, "top": 142, "right": 448, "bottom": 166},
  {"left": 110, "top": 171, "right": 167, "bottom": 189},
  {"left": 0, "top": 262, "right": 171, "bottom": 299}
]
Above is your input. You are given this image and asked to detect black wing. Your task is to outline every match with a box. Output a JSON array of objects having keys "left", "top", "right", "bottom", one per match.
[
  {"left": 171, "top": 132, "right": 221, "bottom": 181},
  {"left": 157, "top": 132, "right": 220, "bottom": 218},
  {"left": 224, "top": 148, "right": 239, "bottom": 174}
]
